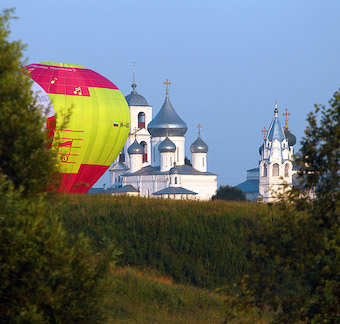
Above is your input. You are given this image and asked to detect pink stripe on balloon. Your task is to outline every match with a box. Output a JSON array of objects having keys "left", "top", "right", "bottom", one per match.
[{"left": 25, "top": 63, "right": 118, "bottom": 97}]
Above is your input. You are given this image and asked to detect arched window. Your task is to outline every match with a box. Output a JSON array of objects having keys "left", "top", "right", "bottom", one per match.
[
  {"left": 262, "top": 163, "right": 267, "bottom": 177},
  {"left": 138, "top": 112, "right": 145, "bottom": 128},
  {"left": 175, "top": 177, "right": 177, "bottom": 184},
  {"left": 285, "top": 163, "right": 289, "bottom": 177},
  {"left": 272, "top": 163, "right": 279, "bottom": 177},
  {"left": 140, "top": 141, "right": 147, "bottom": 162}
]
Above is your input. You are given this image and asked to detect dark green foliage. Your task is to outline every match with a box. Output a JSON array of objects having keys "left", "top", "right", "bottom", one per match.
[
  {"left": 0, "top": 183, "right": 118, "bottom": 324},
  {"left": 0, "top": 10, "right": 118, "bottom": 323},
  {"left": 0, "top": 9, "right": 59, "bottom": 197},
  {"left": 239, "top": 90, "right": 340, "bottom": 323},
  {"left": 212, "top": 185, "right": 246, "bottom": 201},
  {"left": 294, "top": 90, "right": 340, "bottom": 206},
  {"left": 57, "top": 195, "right": 269, "bottom": 289}
]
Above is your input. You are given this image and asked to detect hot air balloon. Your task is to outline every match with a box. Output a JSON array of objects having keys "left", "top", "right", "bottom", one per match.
[{"left": 25, "top": 61, "right": 130, "bottom": 193}]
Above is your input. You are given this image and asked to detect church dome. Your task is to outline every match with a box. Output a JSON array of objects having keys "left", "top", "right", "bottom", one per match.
[
  {"left": 169, "top": 164, "right": 181, "bottom": 175},
  {"left": 147, "top": 96, "right": 187, "bottom": 137},
  {"left": 158, "top": 137, "right": 176, "bottom": 153},
  {"left": 267, "top": 107, "right": 285, "bottom": 142},
  {"left": 127, "top": 139, "right": 144, "bottom": 155},
  {"left": 284, "top": 129, "right": 296, "bottom": 146},
  {"left": 125, "top": 83, "right": 148, "bottom": 106},
  {"left": 190, "top": 137, "right": 208, "bottom": 153},
  {"left": 259, "top": 143, "right": 264, "bottom": 155}
]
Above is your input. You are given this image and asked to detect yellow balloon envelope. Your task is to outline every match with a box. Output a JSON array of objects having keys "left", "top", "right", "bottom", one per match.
[{"left": 25, "top": 61, "right": 130, "bottom": 193}]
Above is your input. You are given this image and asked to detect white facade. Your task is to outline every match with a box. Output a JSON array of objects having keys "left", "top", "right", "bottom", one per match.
[
  {"left": 106, "top": 81, "right": 217, "bottom": 200},
  {"left": 258, "top": 105, "right": 295, "bottom": 202}
]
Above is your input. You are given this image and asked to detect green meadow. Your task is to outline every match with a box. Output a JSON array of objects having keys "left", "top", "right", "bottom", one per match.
[{"left": 54, "top": 194, "right": 274, "bottom": 323}]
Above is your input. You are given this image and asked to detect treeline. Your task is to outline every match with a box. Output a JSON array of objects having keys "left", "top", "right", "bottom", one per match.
[{"left": 57, "top": 195, "right": 270, "bottom": 289}]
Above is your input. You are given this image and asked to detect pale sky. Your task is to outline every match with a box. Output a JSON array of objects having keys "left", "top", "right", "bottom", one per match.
[{"left": 3, "top": 0, "right": 340, "bottom": 186}]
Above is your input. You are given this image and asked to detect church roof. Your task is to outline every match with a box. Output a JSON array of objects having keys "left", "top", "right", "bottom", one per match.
[
  {"left": 123, "top": 164, "right": 216, "bottom": 177},
  {"left": 153, "top": 186, "right": 198, "bottom": 195},
  {"left": 147, "top": 96, "right": 187, "bottom": 137},
  {"left": 109, "top": 162, "right": 129, "bottom": 171},
  {"left": 190, "top": 136, "right": 208, "bottom": 153},
  {"left": 88, "top": 185, "right": 139, "bottom": 194},
  {"left": 236, "top": 179, "right": 259, "bottom": 193},
  {"left": 125, "top": 83, "right": 148, "bottom": 106},
  {"left": 128, "top": 139, "right": 144, "bottom": 155},
  {"left": 109, "top": 185, "right": 139, "bottom": 193},
  {"left": 267, "top": 108, "right": 285, "bottom": 142},
  {"left": 158, "top": 136, "right": 176, "bottom": 153}
]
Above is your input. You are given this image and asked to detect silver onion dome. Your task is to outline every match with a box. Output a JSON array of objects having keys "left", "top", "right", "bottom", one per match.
[
  {"left": 259, "top": 143, "right": 264, "bottom": 155},
  {"left": 158, "top": 137, "right": 176, "bottom": 153},
  {"left": 147, "top": 96, "right": 187, "bottom": 137},
  {"left": 169, "top": 164, "right": 181, "bottom": 175},
  {"left": 125, "top": 83, "right": 148, "bottom": 106},
  {"left": 190, "top": 136, "right": 208, "bottom": 154},
  {"left": 127, "top": 139, "right": 144, "bottom": 155},
  {"left": 284, "top": 129, "right": 297, "bottom": 146}
]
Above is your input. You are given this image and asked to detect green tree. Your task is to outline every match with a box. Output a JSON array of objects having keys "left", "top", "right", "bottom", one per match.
[
  {"left": 238, "top": 90, "right": 340, "bottom": 323},
  {"left": 0, "top": 9, "right": 59, "bottom": 197},
  {"left": 0, "top": 10, "right": 118, "bottom": 323},
  {"left": 0, "top": 185, "right": 118, "bottom": 324},
  {"left": 212, "top": 185, "right": 246, "bottom": 201}
]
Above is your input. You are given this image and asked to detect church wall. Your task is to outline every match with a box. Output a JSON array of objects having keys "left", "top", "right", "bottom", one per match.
[
  {"left": 123, "top": 174, "right": 169, "bottom": 197},
  {"left": 180, "top": 175, "right": 217, "bottom": 200}
]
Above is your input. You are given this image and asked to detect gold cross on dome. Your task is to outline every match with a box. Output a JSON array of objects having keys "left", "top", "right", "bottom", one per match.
[
  {"left": 261, "top": 126, "right": 268, "bottom": 139},
  {"left": 164, "top": 78, "right": 171, "bottom": 98},
  {"left": 165, "top": 123, "right": 170, "bottom": 137},
  {"left": 282, "top": 108, "right": 290, "bottom": 130},
  {"left": 196, "top": 123, "right": 203, "bottom": 137}
]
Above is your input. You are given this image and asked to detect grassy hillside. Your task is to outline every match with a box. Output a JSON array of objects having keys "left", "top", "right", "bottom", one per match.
[
  {"left": 56, "top": 195, "right": 270, "bottom": 289},
  {"left": 106, "top": 267, "right": 272, "bottom": 324}
]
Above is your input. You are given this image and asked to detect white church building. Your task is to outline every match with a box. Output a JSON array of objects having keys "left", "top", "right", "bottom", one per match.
[
  {"left": 91, "top": 77, "right": 217, "bottom": 200},
  {"left": 237, "top": 103, "right": 297, "bottom": 202}
]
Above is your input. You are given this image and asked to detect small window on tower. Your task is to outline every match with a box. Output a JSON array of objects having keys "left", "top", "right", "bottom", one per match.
[
  {"left": 285, "top": 163, "right": 289, "bottom": 177},
  {"left": 273, "top": 163, "right": 279, "bottom": 177},
  {"left": 175, "top": 177, "right": 177, "bottom": 184},
  {"left": 140, "top": 141, "right": 147, "bottom": 162},
  {"left": 138, "top": 112, "right": 145, "bottom": 128},
  {"left": 262, "top": 164, "right": 267, "bottom": 177}
]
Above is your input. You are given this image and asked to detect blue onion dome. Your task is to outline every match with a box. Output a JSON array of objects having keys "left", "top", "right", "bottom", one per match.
[
  {"left": 127, "top": 139, "right": 144, "bottom": 155},
  {"left": 125, "top": 83, "right": 148, "bottom": 106},
  {"left": 284, "top": 128, "right": 296, "bottom": 146},
  {"left": 158, "top": 137, "right": 176, "bottom": 153},
  {"left": 190, "top": 136, "right": 208, "bottom": 153},
  {"left": 147, "top": 96, "right": 187, "bottom": 137},
  {"left": 259, "top": 143, "right": 264, "bottom": 155},
  {"left": 169, "top": 164, "right": 181, "bottom": 175}
]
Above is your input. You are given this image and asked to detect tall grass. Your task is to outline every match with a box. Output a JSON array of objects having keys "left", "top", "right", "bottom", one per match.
[{"left": 56, "top": 195, "right": 270, "bottom": 289}]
